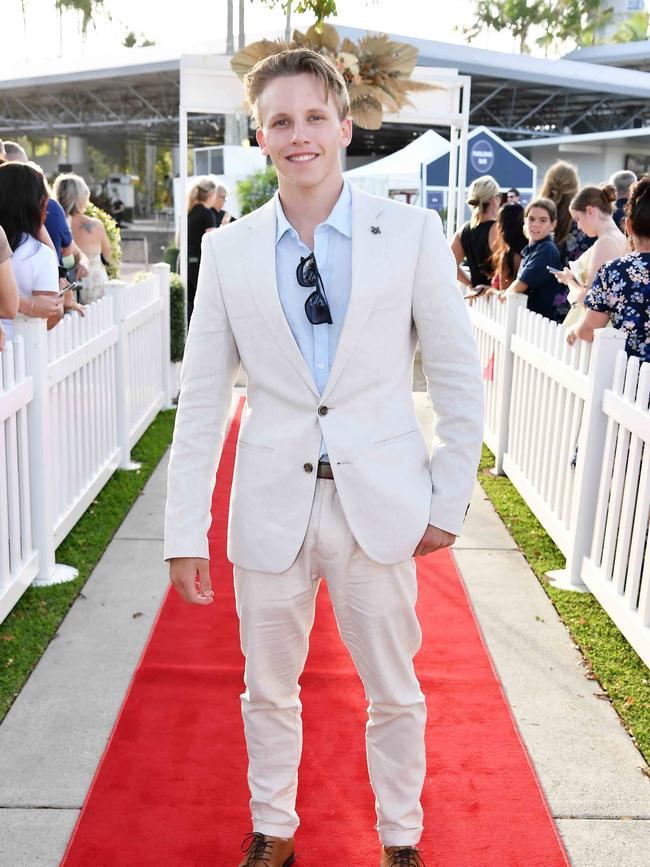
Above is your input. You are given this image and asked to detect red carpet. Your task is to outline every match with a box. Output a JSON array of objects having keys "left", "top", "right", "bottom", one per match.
[{"left": 62, "top": 398, "right": 569, "bottom": 866}]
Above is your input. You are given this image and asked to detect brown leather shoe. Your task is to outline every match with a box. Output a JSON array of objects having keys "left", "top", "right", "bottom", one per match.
[
  {"left": 238, "top": 832, "right": 295, "bottom": 866},
  {"left": 380, "top": 845, "right": 425, "bottom": 866}
]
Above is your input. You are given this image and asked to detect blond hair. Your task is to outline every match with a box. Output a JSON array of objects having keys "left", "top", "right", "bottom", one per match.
[
  {"left": 540, "top": 160, "right": 579, "bottom": 248},
  {"left": 53, "top": 172, "right": 90, "bottom": 216},
  {"left": 243, "top": 48, "right": 350, "bottom": 127},
  {"left": 466, "top": 175, "right": 500, "bottom": 228},
  {"left": 187, "top": 177, "right": 217, "bottom": 213}
]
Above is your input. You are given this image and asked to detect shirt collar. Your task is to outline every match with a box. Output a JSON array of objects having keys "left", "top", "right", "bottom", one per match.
[{"left": 275, "top": 180, "right": 352, "bottom": 245}]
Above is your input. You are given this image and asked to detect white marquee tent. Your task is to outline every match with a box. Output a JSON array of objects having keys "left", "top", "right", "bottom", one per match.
[
  {"left": 178, "top": 54, "right": 471, "bottom": 287},
  {"left": 344, "top": 130, "right": 450, "bottom": 202}
]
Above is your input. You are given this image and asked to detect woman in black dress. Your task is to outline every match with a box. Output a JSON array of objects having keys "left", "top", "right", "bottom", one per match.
[
  {"left": 450, "top": 175, "right": 500, "bottom": 290},
  {"left": 187, "top": 178, "right": 218, "bottom": 323}
]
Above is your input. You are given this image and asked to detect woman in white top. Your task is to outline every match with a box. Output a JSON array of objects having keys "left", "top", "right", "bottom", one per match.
[
  {"left": 53, "top": 172, "right": 111, "bottom": 304},
  {"left": 0, "top": 225, "right": 19, "bottom": 351},
  {"left": 0, "top": 162, "right": 67, "bottom": 341},
  {"left": 553, "top": 183, "right": 629, "bottom": 325}
]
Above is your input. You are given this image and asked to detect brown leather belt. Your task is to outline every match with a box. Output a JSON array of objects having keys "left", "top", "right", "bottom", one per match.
[{"left": 317, "top": 460, "right": 335, "bottom": 480}]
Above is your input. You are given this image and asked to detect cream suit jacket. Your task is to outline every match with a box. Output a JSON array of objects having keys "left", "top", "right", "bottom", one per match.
[{"left": 164, "top": 184, "right": 484, "bottom": 572}]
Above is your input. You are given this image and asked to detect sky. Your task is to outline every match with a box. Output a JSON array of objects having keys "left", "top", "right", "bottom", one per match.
[
  {"left": 3, "top": 0, "right": 649, "bottom": 72},
  {"left": 2, "top": 0, "right": 504, "bottom": 69}
]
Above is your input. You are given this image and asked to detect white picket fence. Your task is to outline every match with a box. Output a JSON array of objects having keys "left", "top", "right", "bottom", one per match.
[
  {"left": 468, "top": 293, "right": 527, "bottom": 473},
  {"left": 0, "top": 263, "right": 173, "bottom": 623},
  {"left": 0, "top": 338, "right": 38, "bottom": 618},
  {"left": 582, "top": 354, "right": 650, "bottom": 656},
  {"left": 469, "top": 297, "right": 650, "bottom": 669}
]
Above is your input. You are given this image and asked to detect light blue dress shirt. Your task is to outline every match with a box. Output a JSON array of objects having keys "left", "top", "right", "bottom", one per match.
[
  {"left": 274, "top": 181, "right": 352, "bottom": 396},
  {"left": 275, "top": 181, "right": 352, "bottom": 460}
]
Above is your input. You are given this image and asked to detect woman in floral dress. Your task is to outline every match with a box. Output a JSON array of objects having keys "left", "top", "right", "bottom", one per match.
[{"left": 567, "top": 176, "right": 650, "bottom": 363}]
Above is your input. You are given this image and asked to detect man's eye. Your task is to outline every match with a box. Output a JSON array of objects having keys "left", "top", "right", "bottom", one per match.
[
  {"left": 309, "top": 115, "right": 324, "bottom": 121},
  {"left": 274, "top": 119, "right": 288, "bottom": 127}
]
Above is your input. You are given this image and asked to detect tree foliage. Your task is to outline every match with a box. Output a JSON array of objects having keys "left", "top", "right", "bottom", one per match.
[
  {"left": 236, "top": 165, "right": 279, "bottom": 215},
  {"left": 612, "top": 10, "right": 649, "bottom": 43},
  {"left": 55, "top": 0, "right": 105, "bottom": 35},
  {"left": 463, "top": 1, "right": 547, "bottom": 53},
  {"left": 539, "top": 0, "right": 614, "bottom": 50},
  {"left": 464, "top": 0, "right": 617, "bottom": 52},
  {"left": 258, "top": 0, "right": 338, "bottom": 30},
  {"left": 123, "top": 30, "right": 156, "bottom": 48}
]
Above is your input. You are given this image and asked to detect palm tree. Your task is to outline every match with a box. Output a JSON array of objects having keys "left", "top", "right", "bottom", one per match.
[
  {"left": 238, "top": 0, "right": 245, "bottom": 50},
  {"left": 285, "top": 1, "right": 292, "bottom": 42},
  {"left": 227, "top": 0, "right": 234, "bottom": 54}
]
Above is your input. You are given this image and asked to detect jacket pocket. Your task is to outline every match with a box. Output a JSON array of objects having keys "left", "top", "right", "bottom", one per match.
[
  {"left": 374, "top": 428, "right": 419, "bottom": 446},
  {"left": 237, "top": 439, "right": 275, "bottom": 453}
]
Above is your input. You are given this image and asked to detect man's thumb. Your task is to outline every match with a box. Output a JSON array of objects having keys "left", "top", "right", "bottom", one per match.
[{"left": 196, "top": 561, "right": 213, "bottom": 600}]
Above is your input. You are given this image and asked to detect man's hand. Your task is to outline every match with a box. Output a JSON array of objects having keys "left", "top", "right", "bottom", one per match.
[
  {"left": 413, "top": 524, "right": 456, "bottom": 557},
  {"left": 168, "top": 557, "right": 214, "bottom": 605}
]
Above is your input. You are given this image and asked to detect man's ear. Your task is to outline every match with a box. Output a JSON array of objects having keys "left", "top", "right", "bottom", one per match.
[
  {"left": 340, "top": 117, "right": 353, "bottom": 148},
  {"left": 255, "top": 127, "right": 268, "bottom": 155}
]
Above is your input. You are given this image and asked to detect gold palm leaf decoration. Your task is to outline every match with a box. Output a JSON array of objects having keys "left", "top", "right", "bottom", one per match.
[
  {"left": 229, "top": 37, "right": 290, "bottom": 78},
  {"left": 230, "top": 24, "right": 437, "bottom": 130}
]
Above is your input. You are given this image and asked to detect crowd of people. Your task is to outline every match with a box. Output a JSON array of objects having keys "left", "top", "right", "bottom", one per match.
[
  {"left": 1, "top": 141, "right": 648, "bottom": 366},
  {"left": 0, "top": 138, "right": 113, "bottom": 351},
  {"left": 456, "top": 161, "right": 648, "bottom": 363}
]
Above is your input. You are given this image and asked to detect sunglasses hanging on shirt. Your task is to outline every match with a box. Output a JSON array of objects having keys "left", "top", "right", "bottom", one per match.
[{"left": 296, "top": 253, "right": 333, "bottom": 325}]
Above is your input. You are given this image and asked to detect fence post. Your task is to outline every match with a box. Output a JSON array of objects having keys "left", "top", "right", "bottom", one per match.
[
  {"left": 104, "top": 280, "right": 141, "bottom": 471},
  {"left": 152, "top": 261, "right": 173, "bottom": 409},
  {"left": 492, "top": 293, "right": 527, "bottom": 475},
  {"left": 547, "top": 327, "right": 627, "bottom": 592},
  {"left": 13, "top": 317, "right": 78, "bottom": 586}
]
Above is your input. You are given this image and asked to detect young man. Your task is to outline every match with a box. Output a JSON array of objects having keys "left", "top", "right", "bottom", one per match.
[{"left": 164, "top": 49, "right": 484, "bottom": 867}]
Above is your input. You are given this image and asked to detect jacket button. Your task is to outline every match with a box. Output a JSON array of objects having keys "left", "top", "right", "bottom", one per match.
[
  {"left": 303, "top": 462, "right": 313, "bottom": 473},
  {"left": 318, "top": 406, "right": 329, "bottom": 416}
]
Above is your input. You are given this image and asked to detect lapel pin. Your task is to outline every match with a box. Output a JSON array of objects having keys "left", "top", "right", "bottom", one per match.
[{"left": 370, "top": 225, "right": 381, "bottom": 235}]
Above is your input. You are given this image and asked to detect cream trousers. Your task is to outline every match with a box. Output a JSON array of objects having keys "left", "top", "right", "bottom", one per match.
[{"left": 233, "top": 479, "right": 427, "bottom": 846}]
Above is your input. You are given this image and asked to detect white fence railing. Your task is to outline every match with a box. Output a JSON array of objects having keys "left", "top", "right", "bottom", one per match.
[
  {"left": 469, "top": 293, "right": 527, "bottom": 473},
  {"left": 0, "top": 338, "right": 38, "bottom": 619},
  {"left": 582, "top": 354, "right": 650, "bottom": 658},
  {"left": 0, "top": 263, "right": 173, "bottom": 623},
  {"left": 469, "top": 297, "right": 650, "bottom": 669}
]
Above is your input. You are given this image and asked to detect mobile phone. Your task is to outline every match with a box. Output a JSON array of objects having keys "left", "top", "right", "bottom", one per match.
[
  {"left": 59, "top": 281, "right": 81, "bottom": 296},
  {"left": 463, "top": 286, "right": 488, "bottom": 300},
  {"left": 546, "top": 266, "right": 562, "bottom": 274}
]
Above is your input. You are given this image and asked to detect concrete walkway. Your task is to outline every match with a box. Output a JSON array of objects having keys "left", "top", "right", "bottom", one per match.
[{"left": 1, "top": 394, "right": 649, "bottom": 866}]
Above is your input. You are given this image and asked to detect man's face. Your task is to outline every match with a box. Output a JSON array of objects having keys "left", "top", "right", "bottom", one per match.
[
  {"left": 507, "top": 191, "right": 520, "bottom": 204},
  {"left": 255, "top": 73, "right": 352, "bottom": 191}
]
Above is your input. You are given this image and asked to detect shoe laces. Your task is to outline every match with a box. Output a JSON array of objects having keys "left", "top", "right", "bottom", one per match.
[
  {"left": 241, "top": 832, "right": 274, "bottom": 865},
  {"left": 387, "top": 847, "right": 425, "bottom": 867}
]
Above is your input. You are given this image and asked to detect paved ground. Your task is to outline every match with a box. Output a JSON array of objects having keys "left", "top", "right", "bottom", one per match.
[{"left": 0, "top": 392, "right": 649, "bottom": 866}]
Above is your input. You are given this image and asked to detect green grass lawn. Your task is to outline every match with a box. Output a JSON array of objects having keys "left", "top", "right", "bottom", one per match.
[
  {"left": 479, "top": 445, "right": 650, "bottom": 766},
  {"left": 0, "top": 409, "right": 176, "bottom": 723}
]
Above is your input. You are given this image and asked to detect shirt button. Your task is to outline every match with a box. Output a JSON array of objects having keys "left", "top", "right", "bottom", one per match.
[
  {"left": 318, "top": 406, "right": 329, "bottom": 416},
  {"left": 303, "top": 462, "right": 313, "bottom": 473},
  {"left": 317, "top": 363, "right": 325, "bottom": 370}
]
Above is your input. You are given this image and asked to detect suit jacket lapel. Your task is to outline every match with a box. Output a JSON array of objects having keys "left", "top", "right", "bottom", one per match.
[
  {"left": 244, "top": 198, "right": 320, "bottom": 397},
  {"left": 321, "top": 186, "right": 385, "bottom": 402}
]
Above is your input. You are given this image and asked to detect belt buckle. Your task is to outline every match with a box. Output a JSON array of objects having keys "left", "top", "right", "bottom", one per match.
[{"left": 317, "top": 461, "right": 334, "bottom": 480}]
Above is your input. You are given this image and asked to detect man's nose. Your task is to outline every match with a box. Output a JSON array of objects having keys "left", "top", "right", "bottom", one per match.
[{"left": 290, "top": 122, "right": 309, "bottom": 143}]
